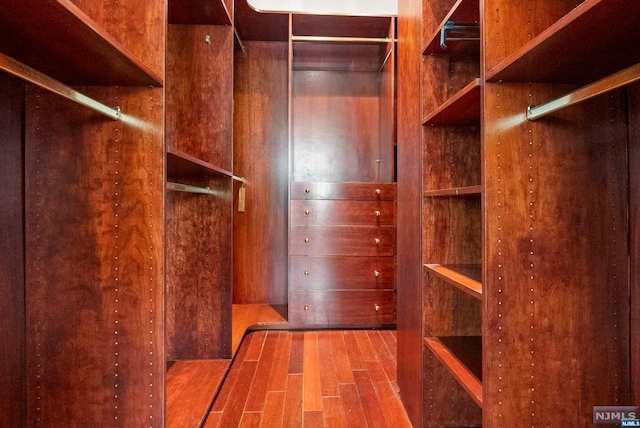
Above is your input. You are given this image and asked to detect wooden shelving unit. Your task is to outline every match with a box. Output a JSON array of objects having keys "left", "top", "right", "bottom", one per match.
[
  {"left": 0, "top": 0, "right": 162, "bottom": 86},
  {"left": 487, "top": 0, "right": 640, "bottom": 84},
  {"left": 167, "top": 148, "right": 234, "bottom": 179},
  {"left": 423, "top": 185, "right": 482, "bottom": 197},
  {"left": 423, "top": 0, "right": 479, "bottom": 56},
  {"left": 424, "top": 264, "right": 482, "bottom": 299},
  {"left": 424, "top": 336, "right": 483, "bottom": 406},
  {"left": 423, "top": 78, "right": 481, "bottom": 126}
]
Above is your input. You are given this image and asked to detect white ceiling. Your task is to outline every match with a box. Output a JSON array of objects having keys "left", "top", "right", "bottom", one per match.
[{"left": 247, "top": 0, "right": 397, "bottom": 16}]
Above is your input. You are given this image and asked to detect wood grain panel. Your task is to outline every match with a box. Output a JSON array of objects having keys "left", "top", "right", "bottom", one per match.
[
  {"left": 292, "top": 70, "right": 382, "bottom": 182},
  {"left": 423, "top": 126, "right": 481, "bottom": 190},
  {"left": 68, "top": 0, "right": 165, "bottom": 79},
  {"left": 483, "top": 0, "right": 583, "bottom": 73},
  {"left": 422, "top": 55, "right": 479, "bottom": 119},
  {"left": 167, "top": 24, "right": 233, "bottom": 171},
  {"left": 290, "top": 225, "right": 395, "bottom": 256},
  {"left": 292, "top": 15, "right": 392, "bottom": 38},
  {"left": 483, "top": 82, "right": 630, "bottom": 427},
  {"left": 25, "top": 86, "right": 164, "bottom": 427},
  {"left": 292, "top": 43, "right": 385, "bottom": 73},
  {"left": 166, "top": 359, "right": 230, "bottom": 428},
  {"left": 289, "top": 290, "right": 395, "bottom": 327},
  {"left": 291, "top": 181, "right": 396, "bottom": 200},
  {"left": 290, "top": 200, "right": 395, "bottom": 226},
  {"left": 166, "top": 176, "right": 233, "bottom": 360},
  {"left": 289, "top": 256, "right": 394, "bottom": 290},
  {"left": 234, "top": 0, "right": 289, "bottom": 42},
  {"left": 378, "top": 22, "right": 396, "bottom": 182},
  {"left": 396, "top": 0, "right": 425, "bottom": 424},
  {"left": 0, "top": 73, "right": 25, "bottom": 427},
  {"left": 422, "top": 0, "right": 457, "bottom": 48},
  {"left": 169, "top": 0, "right": 232, "bottom": 25},
  {"left": 629, "top": 83, "right": 640, "bottom": 404},
  {"left": 233, "top": 41, "right": 289, "bottom": 305}
]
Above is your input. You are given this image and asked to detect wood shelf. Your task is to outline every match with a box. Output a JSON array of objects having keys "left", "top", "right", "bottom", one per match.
[
  {"left": 423, "top": 78, "right": 481, "bottom": 126},
  {"left": 424, "top": 264, "right": 482, "bottom": 299},
  {"left": 0, "top": 0, "right": 162, "bottom": 87},
  {"left": 169, "top": 0, "right": 233, "bottom": 25},
  {"left": 487, "top": 0, "right": 640, "bottom": 84},
  {"left": 423, "top": 185, "right": 482, "bottom": 197},
  {"left": 423, "top": 0, "right": 480, "bottom": 55},
  {"left": 424, "top": 336, "right": 483, "bottom": 407},
  {"left": 167, "top": 148, "right": 233, "bottom": 179}
]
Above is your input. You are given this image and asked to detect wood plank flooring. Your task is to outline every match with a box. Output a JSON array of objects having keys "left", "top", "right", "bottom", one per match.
[{"left": 204, "top": 330, "right": 412, "bottom": 427}]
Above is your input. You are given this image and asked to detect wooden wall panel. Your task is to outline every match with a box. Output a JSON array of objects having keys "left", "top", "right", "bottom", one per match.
[
  {"left": 630, "top": 83, "right": 640, "bottom": 404},
  {"left": 396, "top": 0, "right": 424, "bottom": 425},
  {"left": 67, "top": 0, "right": 165, "bottom": 78},
  {"left": 422, "top": 55, "right": 478, "bottom": 118},
  {"left": 483, "top": 0, "right": 583, "bottom": 73},
  {"left": 423, "top": 126, "right": 481, "bottom": 190},
  {"left": 378, "top": 23, "right": 396, "bottom": 182},
  {"left": 24, "top": 86, "right": 164, "bottom": 427},
  {"left": 166, "top": 176, "right": 233, "bottom": 360},
  {"left": 0, "top": 73, "right": 25, "bottom": 427},
  {"left": 167, "top": 24, "right": 233, "bottom": 170},
  {"left": 292, "top": 70, "right": 381, "bottom": 182},
  {"left": 233, "top": 41, "right": 289, "bottom": 305},
  {"left": 483, "top": 83, "right": 630, "bottom": 427}
]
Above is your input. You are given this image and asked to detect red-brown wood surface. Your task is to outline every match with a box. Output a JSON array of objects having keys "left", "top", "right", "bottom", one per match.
[
  {"left": 290, "top": 200, "right": 395, "bottom": 226},
  {"left": 166, "top": 176, "right": 233, "bottom": 360},
  {"left": 396, "top": 0, "right": 425, "bottom": 424},
  {"left": 233, "top": 41, "right": 289, "bottom": 305},
  {"left": 292, "top": 43, "right": 386, "bottom": 73},
  {"left": 290, "top": 225, "right": 395, "bottom": 256},
  {"left": 24, "top": 86, "right": 164, "bottom": 427},
  {"left": 484, "top": 0, "right": 583, "bottom": 75},
  {"left": 423, "top": 78, "right": 481, "bottom": 126},
  {"left": 167, "top": 24, "right": 233, "bottom": 171},
  {"left": 379, "top": 23, "right": 396, "bottom": 182},
  {"left": 292, "top": 69, "right": 382, "bottom": 182},
  {"left": 629, "top": 83, "right": 640, "bottom": 405},
  {"left": 289, "top": 256, "right": 394, "bottom": 290},
  {"left": 0, "top": 73, "right": 25, "bottom": 426},
  {"left": 0, "top": 0, "right": 162, "bottom": 86},
  {"left": 483, "top": 82, "right": 630, "bottom": 426},
  {"left": 423, "top": 0, "right": 479, "bottom": 55},
  {"left": 169, "top": 0, "right": 232, "bottom": 25},
  {"left": 67, "top": 0, "right": 164, "bottom": 79},
  {"left": 289, "top": 290, "right": 395, "bottom": 327},
  {"left": 234, "top": 0, "right": 289, "bottom": 41},
  {"left": 292, "top": 15, "right": 392, "bottom": 38},
  {"left": 487, "top": 0, "right": 640, "bottom": 84},
  {"left": 291, "top": 182, "right": 396, "bottom": 200},
  {"left": 166, "top": 360, "right": 230, "bottom": 427}
]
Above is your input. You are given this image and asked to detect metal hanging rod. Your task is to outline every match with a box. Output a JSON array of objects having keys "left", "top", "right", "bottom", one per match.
[
  {"left": 527, "top": 62, "right": 640, "bottom": 121},
  {"left": 292, "top": 35, "right": 396, "bottom": 44},
  {"left": 233, "top": 175, "right": 247, "bottom": 184},
  {"left": 0, "top": 52, "right": 121, "bottom": 121},
  {"left": 440, "top": 21, "right": 480, "bottom": 50},
  {"left": 167, "top": 182, "right": 218, "bottom": 196}
]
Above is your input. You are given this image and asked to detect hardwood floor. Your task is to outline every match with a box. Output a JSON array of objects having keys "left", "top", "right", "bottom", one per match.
[{"left": 204, "top": 330, "right": 412, "bottom": 427}]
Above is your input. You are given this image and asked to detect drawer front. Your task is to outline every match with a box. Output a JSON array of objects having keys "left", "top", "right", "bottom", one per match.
[
  {"left": 290, "top": 256, "right": 394, "bottom": 290},
  {"left": 290, "top": 226, "right": 394, "bottom": 256},
  {"left": 291, "top": 182, "right": 396, "bottom": 201},
  {"left": 291, "top": 200, "right": 395, "bottom": 226},
  {"left": 289, "top": 290, "right": 395, "bottom": 326}
]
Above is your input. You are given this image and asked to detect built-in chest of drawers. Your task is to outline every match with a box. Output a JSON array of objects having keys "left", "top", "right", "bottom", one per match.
[{"left": 289, "top": 182, "right": 396, "bottom": 327}]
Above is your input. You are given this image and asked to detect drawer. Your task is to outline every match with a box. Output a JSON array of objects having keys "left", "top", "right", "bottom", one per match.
[
  {"left": 290, "top": 256, "right": 394, "bottom": 290},
  {"left": 291, "top": 200, "right": 395, "bottom": 226},
  {"left": 289, "top": 290, "right": 395, "bottom": 326},
  {"left": 291, "top": 181, "right": 396, "bottom": 201},
  {"left": 290, "top": 225, "right": 394, "bottom": 256}
]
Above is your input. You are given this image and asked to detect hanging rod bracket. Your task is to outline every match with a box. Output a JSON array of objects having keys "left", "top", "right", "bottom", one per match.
[{"left": 440, "top": 21, "right": 480, "bottom": 50}]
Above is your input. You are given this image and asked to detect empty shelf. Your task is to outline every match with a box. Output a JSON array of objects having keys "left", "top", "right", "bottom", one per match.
[
  {"left": 424, "top": 264, "right": 482, "bottom": 299},
  {"left": 424, "top": 185, "right": 482, "bottom": 197},
  {"left": 423, "top": 79, "right": 481, "bottom": 126}
]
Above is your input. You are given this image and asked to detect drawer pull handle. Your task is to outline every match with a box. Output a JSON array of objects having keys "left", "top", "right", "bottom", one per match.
[
  {"left": 304, "top": 238, "right": 310, "bottom": 243},
  {"left": 305, "top": 188, "right": 311, "bottom": 193},
  {"left": 375, "top": 304, "right": 381, "bottom": 312},
  {"left": 376, "top": 189, "right": 381, "bottom": 195},
  {"left": 305, "top": 210, "right": 310, "bottom": 215},
  {"left": 375, "top": 210, "right": 381, "bottom": 217},
  {"left": 304, "top": 270, "right": 310, "bottom": 276},
  {"left": 304, "top": 305, "right": 310, "bottom": 311},
  {"left": 375, "top": 238, "right": 381, "bottom": 245},
  {"left": 374, "top": 270, "right": 380, "bottom": 277}
]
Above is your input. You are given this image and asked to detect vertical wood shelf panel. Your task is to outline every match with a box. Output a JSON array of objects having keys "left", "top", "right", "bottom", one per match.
[
  {"left": 424, "top": 336, "right": 483, "bottom": 407},
  {"left": 0, "top": 0, "right": 162, "bottom": 86}
]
